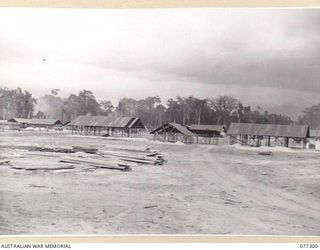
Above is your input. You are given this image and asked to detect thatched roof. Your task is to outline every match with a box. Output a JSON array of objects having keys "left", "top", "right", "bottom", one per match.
[{"left": 227, "top": 123, "right": 309, "bottom": 138}]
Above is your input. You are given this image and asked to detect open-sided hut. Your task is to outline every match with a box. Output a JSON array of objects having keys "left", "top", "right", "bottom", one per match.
[
  {"left": 227, "top": 123, "right": 310, "bottom": 148},
  {"left": 150, "top": 123, "right": 194, "bottom": 143},
  {"left": 7, "top": 118, "right": 62, "bottom": 129},
  {"left": 69, "top": 115, "right": 145, "bottom": 137},
  {"left": 188, "top": 124, "right": 225, "bottom": 144}
]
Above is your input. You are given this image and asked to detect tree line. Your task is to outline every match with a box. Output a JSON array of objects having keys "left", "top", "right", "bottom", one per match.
[{"left": 1, "top": 87, "right": 319, "bottom": 129}]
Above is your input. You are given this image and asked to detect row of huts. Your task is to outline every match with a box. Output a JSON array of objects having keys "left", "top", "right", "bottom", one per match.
[
  {"left": 149, "top": 122, "right": 320, "bottom": 149},
  {"left": 2, "top": 116, "right": 320, "bottom": 148},
  {"left": 1, "top": 116, "right": 146, "bottom": 137},
  {"left": 7, "top": 118, "right": 64, "bottom": 128}
]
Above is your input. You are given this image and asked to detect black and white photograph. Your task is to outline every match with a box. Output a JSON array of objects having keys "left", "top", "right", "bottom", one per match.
[{"left": 0, "top": 7, "right": 319, "bottom": 236}]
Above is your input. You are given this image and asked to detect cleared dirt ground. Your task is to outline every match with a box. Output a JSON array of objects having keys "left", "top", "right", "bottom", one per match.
[{"left": 0, "top": 131, "right": 319, "bottom": 235}]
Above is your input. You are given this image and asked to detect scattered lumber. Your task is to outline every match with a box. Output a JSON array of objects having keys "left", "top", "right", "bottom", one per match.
[
  {"left": 146, "top": 152, "right": 159, "bottom": 157},
  {"left": 101, "top": 150, "right": 165, "bottom": 165},
  {"left": 258, "top": 151, "right": 273, "bottom": 156},
  {"left": 32, "top": 146, "right": 75, "bottom": 153},
  {"left": 26, "top": 152, "right": 63, "bottom": 158},
  {"left": 0, "top": 159, "right": 11, "bottom": 165},
  {"left": 3, "top": 143, "right": 165, "bottom": 173},
  {"left": 29, "top": 184, "right": 49, "bottom": 188},
  {"left": 119, "top": 157, "right": 162, "bottom": 165},
  {"left": 144, "top": 205, "right": 158, "bottom": 209},
  {"left": 91, "top": 164, "right": 131, "bottom": 172},
  {"left": 11, "top": 165, "right": 75, "bottom": 171},
  {"left": 59, "top": 160, "right": 81, "bottom": 164},
  {"left": 29, "top": 146, "right": 98, "bottom": 154},
  {"left": 72, "top": 146, "right": 98, "bottom": 154},
  {"left": 59, "top": 157, "right": 131, "bottom": 172},
  {"left": 101, "top": 146, "right": 156, "bottom": 154}
]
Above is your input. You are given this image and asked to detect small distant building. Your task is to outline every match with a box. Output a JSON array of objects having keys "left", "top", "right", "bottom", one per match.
[
  {"left": 310, "top": 129, "right": 320, "bottom": 140},
  {"left": 69, "top": 115, "right": 145, "bottom": 137},
  {"left": 0, "top": 120, "right": 7, "bottom": 126},
  {"left": 227, "top": 123, "right": 310, "bottom": 148},
  {"left": 0, "top": 120, "right": 8, "bottom": 130},
  {"left": 188, "top": 124, "right": 225, "bottom": 144},
  {"left": 7, "top": 118, "right": 63, "bottom": 129},
  {"left": 309, "top": 129, "right": 320, "bottom": 150},
  {"left": 150, "top": 123, "right": 194, "bottom": 143}
]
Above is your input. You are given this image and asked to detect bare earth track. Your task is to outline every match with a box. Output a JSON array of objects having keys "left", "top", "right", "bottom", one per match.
[{"left": 0, "top": 131, "right": 319, "bottom": 235}]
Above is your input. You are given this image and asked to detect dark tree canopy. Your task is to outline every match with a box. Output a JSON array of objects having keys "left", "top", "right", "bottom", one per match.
[
  {"left": 299, "top": 104, "right": 320, "bottom": 129},
  {"left": 0, "top": 87, "right": 298, "bottom": 129}
]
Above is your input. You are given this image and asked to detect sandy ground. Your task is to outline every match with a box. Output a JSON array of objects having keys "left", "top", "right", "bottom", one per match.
[{"left": 0, "top": 131, "right": 319, "bottom": 235}]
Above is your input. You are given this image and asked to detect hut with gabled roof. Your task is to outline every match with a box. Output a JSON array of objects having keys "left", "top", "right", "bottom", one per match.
[
  {"left": 227, "top": 122, "right": 310, "bottom": 148},
  {"left": 188, "top": 124, "right": 225, "bottom": 144},
  {"left": 150, "top": 123, "right": 194, "bottom": 143},
  {"left": 69, "top": 115, "right": 145, "bottom": 137},
  {"left": 7, "top": 118, "right": 62, "bottom": 129}
]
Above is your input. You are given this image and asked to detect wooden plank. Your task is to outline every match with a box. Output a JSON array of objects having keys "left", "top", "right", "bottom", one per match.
[
  {"left": 0, "top": 160, "right": 10, "bottom": 165},
  {"left": 101, "top": 150, "right": 158, "bottom": 163},
  {"left": 11, "top": 165, "right": 75, "bottom": 171},
  {"left": 72, "top": 146, "right": 98, "bottom": 154},
  {"left": 119, "top": 158, "right": 156, "bottom": 165},
  {"left": 59, "top": 157, "right": 132, "bottom": 171}
]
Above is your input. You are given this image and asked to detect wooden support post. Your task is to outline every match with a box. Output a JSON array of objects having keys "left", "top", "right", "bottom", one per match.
[
  {"left": 303, "top": 138, "right": 307, "bottom": 149},
  {"left": 285, "top": 137, "right": 289, "bottom": 147}
]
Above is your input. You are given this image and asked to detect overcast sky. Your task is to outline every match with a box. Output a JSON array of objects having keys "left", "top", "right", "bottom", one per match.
[{"left": 0, "top": 8, "right": 319, "bottom": 113}]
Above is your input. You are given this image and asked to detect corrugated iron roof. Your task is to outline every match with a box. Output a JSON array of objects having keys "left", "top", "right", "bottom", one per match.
[
  {"left": 8, "top": 118, "right": 61, "bottom": 125},
  {"left": 126, "top": 117, "right": 145, "bottom": 129},
  {"left": 68, "top": 116, "right": 111, "bottom": 127},
  {"left": 227, "top": 123, "right": 309, "bottom": 138},
  {"left": 150, "top": 123, "right": 194, "bottom": 136},
  {"left": 69, "top": 115, "right": 145, "bottom": 128},
  {"left": 310, "top": 129, "right": 320, "bottom": 138},
  {"left": 188, "top": 124, "right": 224, "bottom": 132},
  {"left": 107, "top": 117, "right": 133, "bottom": 128}
]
